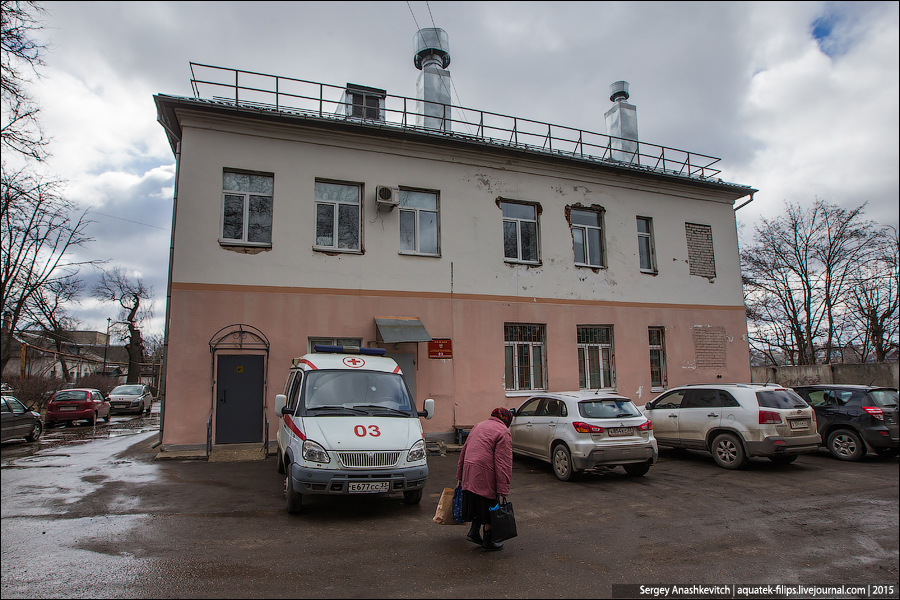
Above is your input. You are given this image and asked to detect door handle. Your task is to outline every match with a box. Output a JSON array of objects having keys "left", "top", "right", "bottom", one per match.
[
  {"left": 668, "top": 414, "right": 678, "bottom": 418},
  {"left": 707, "top": 413, "right": 719, "bottom": 418}
]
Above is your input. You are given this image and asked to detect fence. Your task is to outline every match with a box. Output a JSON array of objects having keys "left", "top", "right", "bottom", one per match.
[{"left": 750, "top": 363, "right": 899, "bottom": 389}]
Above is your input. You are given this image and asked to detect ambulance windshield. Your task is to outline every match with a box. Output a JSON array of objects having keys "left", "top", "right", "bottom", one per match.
[{"left": 303, "top": 371, "right": 414, "bottom": 414}]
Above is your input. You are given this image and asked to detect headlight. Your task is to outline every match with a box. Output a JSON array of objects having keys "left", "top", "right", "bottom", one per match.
[
  {"left": 407, "top": 439, "right": 426, "bottom": 462},
  {"left": 302, "top": 440, "right": 330, "bottom": 464}
]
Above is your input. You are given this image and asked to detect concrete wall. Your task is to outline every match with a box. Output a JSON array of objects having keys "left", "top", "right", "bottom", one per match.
[{"left": 751, "top": 363, "right": 899, "bottom": 389}]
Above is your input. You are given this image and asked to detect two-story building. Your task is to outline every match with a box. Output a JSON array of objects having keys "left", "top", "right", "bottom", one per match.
[{"left": 154, "top": 33, "right": 755, "bottom": 453}]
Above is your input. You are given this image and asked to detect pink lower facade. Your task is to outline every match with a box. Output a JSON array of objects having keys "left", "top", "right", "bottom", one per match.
[{"left": 161, "top": 283, "right": 750, "bottom": 449}]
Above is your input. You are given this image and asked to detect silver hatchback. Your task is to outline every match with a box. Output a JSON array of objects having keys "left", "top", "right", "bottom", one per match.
[
  {"left": 510, "top": 391, "right": 658, "bottom": 481},
  {"left": 108, "top": 384, "right": 153, "bottom": 415}
]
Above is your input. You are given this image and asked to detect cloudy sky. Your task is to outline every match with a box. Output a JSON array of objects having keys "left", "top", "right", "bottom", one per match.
[{"left": 19, "top": 0, "right": 900, "bottom": 338}]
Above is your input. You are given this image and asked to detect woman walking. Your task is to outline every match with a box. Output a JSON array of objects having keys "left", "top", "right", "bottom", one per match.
[{"left": 456, "top": 407, "right": 513, "bottom": 551}]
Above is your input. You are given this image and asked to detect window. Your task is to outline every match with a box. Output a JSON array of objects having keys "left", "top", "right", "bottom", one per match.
[
  {"left": 649, "top": 327, "right": 667, "bottom": 390},
  {"left": 570, "top": 208, "right": 604, "bottom": 267},
  {"left": 501, "top": 201, "right": 539, "bottom": 263},
  {"left": 315, "top": 181, "right": 361, "bottom": 251},
  {"left": 399, "top": 189, "right": 439, "bottom": 255},
  {"left": 504, "top": 324, "right": 546, "bottom": 391},
  {"left": 637, "top": 217, "right": 656, "bottom": 272},
  {"left": 309, "top": 337, "right": 363, "bottom": 353},
  {"left": 577, "top": 326, "right": 615, "bottom": 390},
  {"left": 222, "top": 170, "right": 273, "bottom": 245}
]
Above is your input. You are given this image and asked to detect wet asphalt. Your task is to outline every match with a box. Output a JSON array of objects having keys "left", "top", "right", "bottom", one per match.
[{"left": 1, "top": 413, "right": 898, "bottom": 599}]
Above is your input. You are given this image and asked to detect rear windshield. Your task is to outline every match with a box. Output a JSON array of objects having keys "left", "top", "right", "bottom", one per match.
[
  {"left": 578, "top": 399, "right": 641, "bottom": 419},
  {"left": 52, "top": 391, "right": 88, "bottom": 402},
  {"left": 303, "top": 370, "right": 413, "bottom": 414},
  {"left": 867, "top": 389, "right": 898, "bottom": 408},
  {"left": 757, "top": 389, "right": 808, "bottom": 409},
  {"left": 111, "top": 385, "right": 143, "bottom": 395}
]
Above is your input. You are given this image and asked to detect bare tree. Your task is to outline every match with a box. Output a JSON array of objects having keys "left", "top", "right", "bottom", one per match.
[
  {"left": 1, "top": 0, "right": 49, "bottom": 161},
  {"left": 92, "top": 267, "right": 152, "bottom": 384},
  {"left": 742, "top": 199, "right": 877, "bottom": 365},
  {"left": 845, "top": 228, "right": 899, "bottom": 362},
  {"left": 23, "top": 274, "right": 82, "bottom": 381},
  {"left": 1, "top": 165, "right": 94, "bottom": 373}
]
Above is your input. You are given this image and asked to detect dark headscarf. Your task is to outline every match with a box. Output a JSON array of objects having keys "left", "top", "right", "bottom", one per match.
[{"left": 491, "top": 407, "right": 513, "bottom": 428}]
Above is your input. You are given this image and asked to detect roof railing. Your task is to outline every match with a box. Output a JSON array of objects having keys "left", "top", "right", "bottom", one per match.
[{"left": 188, "top": 63, "right": 723, "bottom": 181}]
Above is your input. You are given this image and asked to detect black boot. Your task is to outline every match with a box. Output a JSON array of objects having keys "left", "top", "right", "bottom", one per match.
[
  {"left": 466, "top": 519, "right": 483, "bottom": 545},
  {"left": 482, "top": 528, "right": 503, "bottom": 551}
]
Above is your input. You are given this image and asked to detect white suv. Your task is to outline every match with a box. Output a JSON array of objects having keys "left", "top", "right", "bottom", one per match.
[{"left": 642, "top": 384, "right": 820, "bottom": 469}]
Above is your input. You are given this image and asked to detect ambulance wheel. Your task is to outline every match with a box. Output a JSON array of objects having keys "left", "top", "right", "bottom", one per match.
[
  {"left": 284, "top": 466, "right": 303, "bottom": 514},
  {"left": 403, "top": 489, "right": 423, "bottom": 505}
]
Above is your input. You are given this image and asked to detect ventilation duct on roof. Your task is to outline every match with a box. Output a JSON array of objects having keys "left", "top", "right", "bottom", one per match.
[
  {"left": 414, "top": 28, "right": 452, "bottom": 132},
  {"left": 604, "top": 81, "right": 639, "bottom": 163}
]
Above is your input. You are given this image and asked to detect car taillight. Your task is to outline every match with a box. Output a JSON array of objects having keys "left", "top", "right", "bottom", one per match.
[
  {"left": 862, "top": 406, "right": 884, "bottom": 420},
  {"left": 637, "top": 420, "right": 653, "bottom": 431},
  {"left": 572, "top": 421, "right": 604, "bottom": 434},
  {"left": 759, "top": 410, "right": 782, "bottom": 424}
]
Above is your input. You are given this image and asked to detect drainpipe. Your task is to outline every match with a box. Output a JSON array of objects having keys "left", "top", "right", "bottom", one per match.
[{"left": 152, "top": 139, "right": 181, "bottom": 450}]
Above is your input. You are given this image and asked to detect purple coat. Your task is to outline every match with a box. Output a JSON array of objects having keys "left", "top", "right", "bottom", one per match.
[{"left": 456, "top": 416, "right": 512, "bottom": 498}]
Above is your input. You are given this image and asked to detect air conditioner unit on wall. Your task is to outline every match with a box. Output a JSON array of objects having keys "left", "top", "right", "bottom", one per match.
[{"left": 375, "top": 186, "right": 400, "bottom": 211}]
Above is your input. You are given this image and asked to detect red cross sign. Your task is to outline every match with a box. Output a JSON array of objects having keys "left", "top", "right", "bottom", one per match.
[{"left": 343, "top": 357, "right": 366, "bottom": 368}]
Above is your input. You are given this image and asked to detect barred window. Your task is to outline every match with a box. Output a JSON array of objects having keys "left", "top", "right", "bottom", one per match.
[
  {"left": 221, "top": 170, "right": 273, "bottom": 245},
  {"left": 577, "top": 325, "right": 615, "bottom": 390},
  {"left": 649, "top": 327, "right": 667, "bottom": 390},
  {"left": 504, "top": 324, "right": 546, "bottom": 391}
]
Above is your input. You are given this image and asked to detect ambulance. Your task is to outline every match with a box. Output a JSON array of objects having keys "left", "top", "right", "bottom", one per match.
[{"left": 274, "top": 345, "right": 434, "bottom": 513}]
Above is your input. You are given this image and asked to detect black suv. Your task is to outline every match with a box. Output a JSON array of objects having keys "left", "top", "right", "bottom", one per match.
[{"left": 791, "top": 385, "right": 899, "bottom": 460}]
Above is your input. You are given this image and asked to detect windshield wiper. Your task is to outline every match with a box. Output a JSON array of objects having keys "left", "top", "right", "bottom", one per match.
[
  {"left": 352, "top": 405, "right": 411, "bottom": 416},
  {"left": 306, "top": 405, "right": 369, "bottom": 415},
  {"left": 615, "top": 413, "right": 637, "bottom": 418}
]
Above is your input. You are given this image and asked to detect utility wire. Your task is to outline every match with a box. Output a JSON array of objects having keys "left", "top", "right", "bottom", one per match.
[{"left": 89, "top": 210, "right": 168, "bottom": 231}]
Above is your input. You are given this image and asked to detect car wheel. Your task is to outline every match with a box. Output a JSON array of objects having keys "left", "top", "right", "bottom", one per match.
[
  {"left": 284, "top": 464, "right": 303, "bottom": 514},
  {"left": 145, "top": 401, "right": 152, "bottom": 414},
  {"left": 768, "top": 455, "right": 798, "bottom": 464},
  {"left": 711, "top": 433, "right": 748, "bottom": 469},
  {"left": 403, "top": 489, "right": 423, "bottom": 504},
  {"left": 827, "top": 429, "right": 865, "bottom": 461},
  {"left": 875, "top": 448, "right": 899, "bottom": 458},
  {"left": 88, "top": 412, "right": 97, "bottom": 426},
  {"left": 25, "top": 421, "right": 43, "bottom": 442},
  {"left": 276, "top": 450, "right": 285, "bottom": 474},
  {"left": 623, "top": 461, "right": 651, "bottom": 476},
  {"left": 103, "top": 411, "right": 111, "bottom": 423},
  {"left": 552, "top": 444, "right": 576, "bottom": 481}
]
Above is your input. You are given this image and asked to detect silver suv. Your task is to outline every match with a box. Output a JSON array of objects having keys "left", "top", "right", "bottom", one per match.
[
  {"left": 510, "top": 391, "right": 658, "bottom": 481},
  {"left": 642, "top": 384, "right": 820, "bottom": 469}
]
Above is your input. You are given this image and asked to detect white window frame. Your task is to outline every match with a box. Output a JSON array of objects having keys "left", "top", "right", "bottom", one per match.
[
  {"left": 649, "top": 326, "right": 667, "bottom": 391},
  {"left": 399, "top": 189, "right": 440, "bottom": 256},
  {"left": 577, "top": 325, "right": 615, "bottom": 390},
  {"left": 314, "top": 180, "right": 362, "bottom": 252},
  {"left": 570, "top": 207, "right": 605, "bottom": 268},
  {"left": 501, "top": 201, "right": 540, "bottom": 264},
  {"left": 308, "top": 337, "right": 363, "bottom": 353},
  {"left": 220, "top": 170, "right": 274, "bottom": 247},
  {"left": 504, "top": 324, "right": 547, "bottom": 393},
  {"left": 637, "top": 216, "right": 657, "bottom": 273}
]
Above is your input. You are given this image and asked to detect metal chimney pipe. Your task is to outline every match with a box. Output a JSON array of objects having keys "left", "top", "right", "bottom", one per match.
[
  {"left": 414, "top": 28, "right": 452, "bottom": 132},
  {"left": 604, "top": 80, "right": 639, "bottom": 163}
]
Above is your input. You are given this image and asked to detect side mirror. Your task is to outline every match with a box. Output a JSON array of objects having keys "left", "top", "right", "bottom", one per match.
[
  {"left": 644, "top": 402, "right": 652, "bottom": 410},
  {"left": 418, "top": 398, "right": 434, "bottom": 420},
  {"left": 275, "top": 394, "right": 287, "bottom": 415},
  {"left": 508, "top": 407, "right": 516, "bottom": 417}
]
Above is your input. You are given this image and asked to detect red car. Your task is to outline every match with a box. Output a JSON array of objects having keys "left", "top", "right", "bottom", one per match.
[{"left": 45, "top": 388, "right": 111, "bottom": 427}]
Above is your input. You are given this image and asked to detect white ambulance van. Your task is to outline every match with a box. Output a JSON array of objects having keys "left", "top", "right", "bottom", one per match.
[{"left": 274, "top": 345, "right": 434, "bottom": 513}]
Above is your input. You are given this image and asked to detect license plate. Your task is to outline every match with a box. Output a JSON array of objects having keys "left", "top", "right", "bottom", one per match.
[
  {"left": 348, "top": 481, "right": 389, "bottom": 493},
  {"left": 608, "top": 427, "right": 633, "bottom": 437},
  {"left": 59, "top": 406, "right": 77, "bottom": 411},
  {"left": 789, "top": 419, "right": 808, "bottom": 430}
]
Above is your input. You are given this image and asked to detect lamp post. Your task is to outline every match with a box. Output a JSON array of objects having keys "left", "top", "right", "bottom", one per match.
[{"left": 102, "top": 317, "right": 111, "bottom": 375}]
